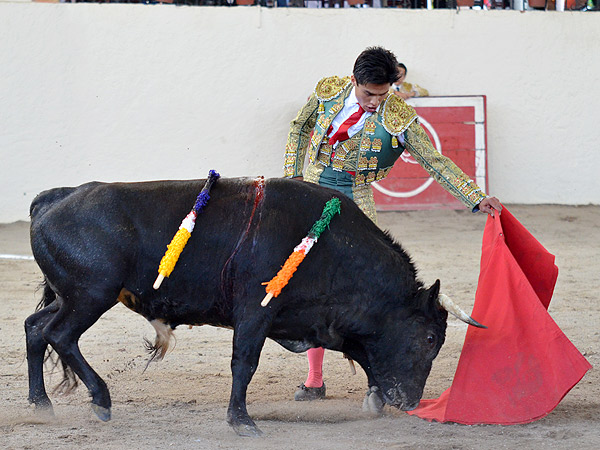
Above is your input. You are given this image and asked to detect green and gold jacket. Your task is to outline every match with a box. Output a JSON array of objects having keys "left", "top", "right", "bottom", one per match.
[{"left": 284, "top": 76, "right": 487, "bottom": 210}]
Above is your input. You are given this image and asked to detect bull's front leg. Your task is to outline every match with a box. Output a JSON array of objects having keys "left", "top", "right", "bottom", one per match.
[
  {"left": 342, "top": 343, "right": 384, "bottom": 415},
  {"left": 227, "top": 320, "right": 268, "bottom": 437}
]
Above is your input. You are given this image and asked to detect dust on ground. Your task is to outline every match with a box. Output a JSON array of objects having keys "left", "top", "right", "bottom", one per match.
[{"left": 1, "top": 205, "right": 598, "bottom": 449}]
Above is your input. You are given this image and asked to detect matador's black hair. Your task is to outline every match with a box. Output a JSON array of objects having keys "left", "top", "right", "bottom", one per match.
[{"left": 353, "top": 46, "right": 400, "bottom": 86}]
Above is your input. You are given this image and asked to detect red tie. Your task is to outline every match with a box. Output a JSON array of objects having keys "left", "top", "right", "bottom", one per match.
[{"left": 328, "top": 105, "right": 365, "bottom": 146}]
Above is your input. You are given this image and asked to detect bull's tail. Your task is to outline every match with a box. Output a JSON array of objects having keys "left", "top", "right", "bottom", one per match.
[
  {"left": 36, "top": 279, "right": 79, "bottom": 395},
  {"left": 35, "top": 279, "right": 56, "bottom": 312}
]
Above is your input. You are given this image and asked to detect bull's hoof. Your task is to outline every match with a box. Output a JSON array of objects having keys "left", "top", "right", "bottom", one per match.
[
  {"left": 362, "top": 386, "right": 384, "bottom": 416},
  {"left": 91, "top": 404, "right": 111, "bottom": 422},
  {"left": 33, "top": 402, "right": 55, "bottom": 419},
  {"left": 231, "top": 422, "right": 263, "bottom": 437},
  {"left": 30, "top": 395, "right": 53, "bottom": 409},
  {"left": 227, "top": 410, "right": 263, "bottom": 437}
]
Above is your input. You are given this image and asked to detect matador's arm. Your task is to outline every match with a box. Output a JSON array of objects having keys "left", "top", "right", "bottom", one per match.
[
  {"left": 404, "top": 121, "right": 487, "bottom": 211},
  {"left": 283, "top": 94, "right": 319, "bottom": 178}
]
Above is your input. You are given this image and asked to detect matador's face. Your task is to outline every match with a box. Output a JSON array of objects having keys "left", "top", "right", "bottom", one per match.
[{"left": 351, "top": 75, "right": 390, "bottom": 114}]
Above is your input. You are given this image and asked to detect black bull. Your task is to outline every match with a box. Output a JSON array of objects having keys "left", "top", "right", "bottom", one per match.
[{"left": 26, "top": 177, "right": 457, "bottom": 436}]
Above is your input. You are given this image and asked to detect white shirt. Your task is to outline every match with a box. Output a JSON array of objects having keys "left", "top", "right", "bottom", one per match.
[{"left": 327, "top": 88, "right": 372, "bottom": 148}]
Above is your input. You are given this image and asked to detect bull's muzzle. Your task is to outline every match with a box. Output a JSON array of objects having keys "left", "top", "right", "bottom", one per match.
[{"left": 383, "top": 386, "right": 420, "bottom": 411}]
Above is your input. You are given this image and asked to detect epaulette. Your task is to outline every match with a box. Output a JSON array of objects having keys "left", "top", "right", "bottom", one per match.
[
  {"left": 314, "top": 76, "right": 352, "bottom": 102},
  {"left": 380, "top": 94, "right": 419, "bottom": 136}
]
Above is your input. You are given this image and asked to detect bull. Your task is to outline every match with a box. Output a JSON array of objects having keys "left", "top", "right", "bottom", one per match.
[{"left": 25, "top": 177, "right": 483, "bottom": 436}]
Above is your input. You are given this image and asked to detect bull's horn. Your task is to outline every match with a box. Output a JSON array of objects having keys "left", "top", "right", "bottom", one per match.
[{"left": 438, "top": 294, "right": 487, "bottom": 329}]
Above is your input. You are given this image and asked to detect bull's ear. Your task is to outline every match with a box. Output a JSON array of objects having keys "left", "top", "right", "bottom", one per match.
[
  {"left": 428, "top": 279, "right": 441, "bottom": 306},
  {"left": 418, "top": 280, "right": 441, "bottom": 311}
]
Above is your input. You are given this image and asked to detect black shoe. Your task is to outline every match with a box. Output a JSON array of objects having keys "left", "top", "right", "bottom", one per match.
[{"left": 294, "top": 383, "right": 326, "bottom": 401}]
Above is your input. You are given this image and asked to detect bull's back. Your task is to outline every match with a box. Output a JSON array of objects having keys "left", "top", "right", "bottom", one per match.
[
  {"left": 28, "top": 177, "right": 382, "bottom": 324},
  {"left": 28, "top": 178, "right": 267, "bottom": 308}
]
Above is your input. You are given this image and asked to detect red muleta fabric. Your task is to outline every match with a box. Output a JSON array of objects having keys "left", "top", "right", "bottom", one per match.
[{"left": 407, "top": 207, "right": 592, "bottom": 425}]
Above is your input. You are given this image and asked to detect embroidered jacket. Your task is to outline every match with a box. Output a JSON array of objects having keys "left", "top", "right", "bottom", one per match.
[{"left": 284, "top": 76, "right": 486, "bottom": 210}]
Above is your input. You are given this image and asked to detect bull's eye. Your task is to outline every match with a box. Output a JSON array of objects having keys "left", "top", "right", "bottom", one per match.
[{"left": 427, "top": 334, "right": 436, "bottom": 348}]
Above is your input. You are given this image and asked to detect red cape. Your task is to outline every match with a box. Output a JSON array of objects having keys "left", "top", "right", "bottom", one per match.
[{"left": 407, "top": 207, "right": 592, "bottom": 425}]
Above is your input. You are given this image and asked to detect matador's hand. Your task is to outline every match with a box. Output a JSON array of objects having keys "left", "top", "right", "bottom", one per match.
[{"left": 478, "top": 197, "right": 502, "bottom": 217}]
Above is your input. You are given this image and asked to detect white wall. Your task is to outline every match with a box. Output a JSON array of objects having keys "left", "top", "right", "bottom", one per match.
[{"left": 1, "top": 4, "right": 599, "bottom": 222}]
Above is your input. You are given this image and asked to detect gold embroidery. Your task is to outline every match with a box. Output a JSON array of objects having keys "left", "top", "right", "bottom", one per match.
[
  {"left": 360, "top": 136, "right": 371, "bottom": 151},
  {"left": 373, "top": 167, "right": 392, "bottom": 182},
  {"left": 317, "top": 152, "right": 330, "bottom": 166},
  {"left": 364, "top": 119, "right": 376, "bottom": 135},
  {"left": 371, "top": 138, "right": 382, "bottom": 152},
  {"left": 286, "top": 135, "right": 299, "bottom": 150},
  {"left": 317, "top": 142, "right": 333, "bottom": 167},
  {"left": 329, "top": 103, "right": 343, "bottom": 115},
  {"left": 318, "top": 102, "right": 324, "bottom": 114},
  {"left": 366, "top": 171, "right": 376, "bottom": 184},
  {"left": 311, "top": 131, "right": 323, "bottom": 148},
  {"left": 317, "top": 115, "right": 331, "bottom": 131},
  {"left": 380, "top": 94, "right": 418, "bottom": 136},
  {"left": 358, "top": 156, "right": 368, "bottom": 171},
  {"left": 332, "top": 158, "right": 344, "bottom": 172},
  {"left": 351, "top": 184, "right": 377, "bottom": 224},
  {"left": 355, "top": 173, "right": 366, "bottom": 186},
  {"left": 368, "top": 156, "right": 378, "bottom": 170},
  {"left": 304, "top": 162, "right": 325, "bottom": 184},
  {"left": 285, "top": 153, "right": 295, "bottom": 164},
  {"left": 344, "top": 140, "right": 357, "bottom": 151},
  {"left": 315, "top": 76, "right": 352, "bottom": 101},
  {"left": 332, "top": 143, "right": 349, "bottom": 172},
  {"left": 284, "top": 94, "right": 319, "bottom": 178},
  {"left": 307, "top": 143, "right": 318, "bottom": 164},
  {"left": 284, "top": 140, "right": 298, "bottom": 177}
]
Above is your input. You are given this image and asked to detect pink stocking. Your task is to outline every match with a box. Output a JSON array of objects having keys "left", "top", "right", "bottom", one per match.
[{"left": 305, "top": 347, "right": 325, "bottom": 388}]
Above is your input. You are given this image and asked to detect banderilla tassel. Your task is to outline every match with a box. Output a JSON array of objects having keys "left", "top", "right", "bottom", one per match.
[
  {"left": 153, "top": 170, "right": 220, "bottom": 289},
  {"left": 261, "top": 197, "right": 341, "bottom": 307}
]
